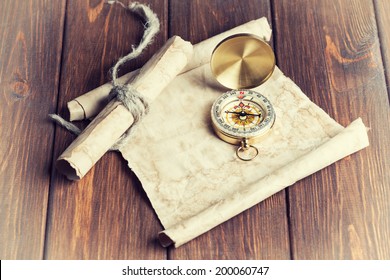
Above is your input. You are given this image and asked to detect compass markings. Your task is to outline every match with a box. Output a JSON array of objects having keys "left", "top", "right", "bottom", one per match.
[{"left": 211, "top": 89, "right": 275, "bottom": 139}]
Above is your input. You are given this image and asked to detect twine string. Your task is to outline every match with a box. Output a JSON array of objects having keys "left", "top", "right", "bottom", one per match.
[{"left": 49, "top": 0, "right": 160, "bottom": 150}]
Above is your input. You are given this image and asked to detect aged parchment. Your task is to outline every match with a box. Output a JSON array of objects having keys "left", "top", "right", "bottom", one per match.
[{"left": 118, "top": 20, "right": 369, "bottom": 247}]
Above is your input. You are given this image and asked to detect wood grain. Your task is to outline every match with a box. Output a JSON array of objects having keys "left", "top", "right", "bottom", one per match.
[
  {"left": 1, "top": 0, "right": 389, "bottom": 260},
  {"left": 375, "top": 0, "right": 390, "bottom": 97},
  {"left": 44, "top": 0, "right": 167, "bottom": 259},
  {"left": 0, "top": 0, "right": 66, "bottom": 259},
  {"left": 168, "top": 0, "right": 291, "bottom": 260},
  {"left": 273, "top": 0, "right": 390, "bottom": 259}
]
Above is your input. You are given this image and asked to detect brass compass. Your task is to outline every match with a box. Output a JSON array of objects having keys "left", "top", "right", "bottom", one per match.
[{"left": 210, "top": 34, "right": 276, "bottom": 161}]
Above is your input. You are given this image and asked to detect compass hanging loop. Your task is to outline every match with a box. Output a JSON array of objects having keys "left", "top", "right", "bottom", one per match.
[{"left": 236, "top": 138, "right": 259, "bottom": 161}]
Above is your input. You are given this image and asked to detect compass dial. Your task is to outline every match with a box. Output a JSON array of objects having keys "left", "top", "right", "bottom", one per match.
[{"left": 211, "top": 89, "right": 275, "bottom": 145}]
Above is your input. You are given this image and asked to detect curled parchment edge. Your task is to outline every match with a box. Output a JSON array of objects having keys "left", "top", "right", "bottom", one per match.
[{"left": 156, "top": 118, "right": 369, "bottom": 247}]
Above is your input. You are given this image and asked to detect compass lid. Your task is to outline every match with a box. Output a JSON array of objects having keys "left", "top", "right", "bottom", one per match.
[{"left": 210, "top": 33, "right": 275, "bottom": 90}]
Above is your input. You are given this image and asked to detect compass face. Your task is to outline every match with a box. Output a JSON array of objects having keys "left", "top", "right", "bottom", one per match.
[{"left": 211, "top": 89, "right": 275, "bottom": 145}]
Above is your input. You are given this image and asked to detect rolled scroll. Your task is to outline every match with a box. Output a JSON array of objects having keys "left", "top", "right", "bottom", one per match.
[
  {"left": 56, "top": 36, "right": 193, "bottom": 180},
  {"left": 67, "top": 18, "right": 271, "bottom": 121}
]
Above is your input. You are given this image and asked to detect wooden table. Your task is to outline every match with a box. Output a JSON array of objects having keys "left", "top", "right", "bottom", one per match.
[{"left": 1, "top": 0, "right": 389, "bottom": 260}]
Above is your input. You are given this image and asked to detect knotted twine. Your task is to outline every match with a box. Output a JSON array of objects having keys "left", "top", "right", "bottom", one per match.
[{"left": 49, "top": 0, "right": 160, "bottom": 150}]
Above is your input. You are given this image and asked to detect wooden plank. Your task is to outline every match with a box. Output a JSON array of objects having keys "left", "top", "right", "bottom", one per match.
[
  {"left": 375, "top": 0, "right": 390, "bottom": 96},
  {"left": 168, "top": 0, "right": 291, "bottom": 259},
  {"left": 0, "top": 0, "right": 66, "bottom": 259},
  {"left": 44, "top": 0, "right": 168, "bottom": 259},
  {"left": 274, "top": 0, "right": 390, "bottom": 259}
]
